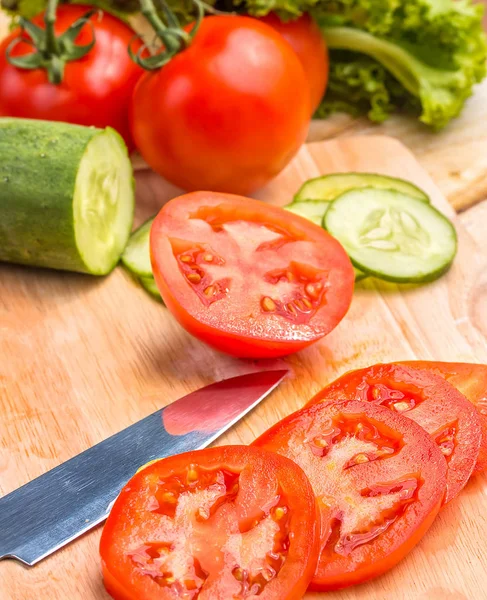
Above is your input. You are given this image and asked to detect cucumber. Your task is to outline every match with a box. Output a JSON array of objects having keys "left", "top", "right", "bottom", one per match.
[
  {"left": 354, "top": 270, "right": 369, "bottom": 282},
  {"left": 121, "top": 217, "right": 155, "bottom": 277},
  {"left": 140, "top": 276, "right": 162, "bottom": 300},
  {"left": 324, "top": 188, "right": 457, "bottom": 283},
  {"left": 0, "top": 118, "right": 134, "bottom": 275},
  {"left": 284, "top": 200, "right": 331, "bottom": 226},
  {"left": 284, "top": 199, "right": 367, "bottom": 282},
  {"left": 294, "top": 173, "right": 429, "bottom": 204}
]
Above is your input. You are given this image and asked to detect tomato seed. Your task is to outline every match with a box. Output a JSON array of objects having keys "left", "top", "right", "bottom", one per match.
[
  {"left": 372, "top": 386, "right": 382, "bottom": 400},
  {"left": 187, "top": 273, "right": 201, "bottom": 284},
  {"left": 295, "top": 299, "right": 306, "bottom": 311},
  {"left": 314, "top": 436, "right": 328, "bottom": 447},
  {"left": 203, "top": 254, "right": 214, "bottom": 262},
  {"left": 393, "top": 401, "right": 410, "bottom": 412},
  {"left": 287, "top": 303, "right": 297, "bottom": 315},
  {"left": 305, "top": 283, "right": 321, "bottom": 298},
  {"left": 354, "top": 454, "right": 369, "bottom": 464},
  {"left": 262, "top": 567, "right": 276, "bottom": 582},
  {"left": 441, "top": 446, "right": 453, "bottom": 456},
  {"left": 273, "top": 506, "right": 287, "bottom": 521},
  {"left": 197, "top": 507, "right": 210, "bottom": 520},
  {"left": 233, "top": 567, "right": 244, "bottom": 581},
  {"left": 187, "top": 466, "right": 199, "bottom": 483},
  {"left": 180, "top": 255, "right": 192, "bottom": 263},
  {"left": 286, "top": 271, "right": 295, "bottom": 281},
  {"left": 262, "top": 297, "right": 276, "bottom": 312},
  {"left": 162, "top": 491, "right": 177, "bottom": 504},
  {"left": 204, "top": 285, "right": 216, "bottom": 297},
  {"left": 302, "top": 298, "right": 312, "bottom": 309}
]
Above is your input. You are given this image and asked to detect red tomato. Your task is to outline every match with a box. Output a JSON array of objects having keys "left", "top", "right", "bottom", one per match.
[
  {"left": 253, "top": 399, "right": 448, "bottom": 591},
  {"left": 130, "top": 16, "right": 311, "bottom": 195},
  {"left": 150, "top": 191, "right": 355, "bottom": 358},
  {"left": 100, "top": 446, "right": 320, "bottom": 600},
  {"left": 258, "top": 13, "right": 328, "bottom": 113},
  {"left": 399, "top": 361, "right": 487, "bottom": 473},
  {"left": 0, "top": 6, "right": 143, "bottom": 149},
  {"left": 307, "top": 363, "right": 481, "bottom": 504}
]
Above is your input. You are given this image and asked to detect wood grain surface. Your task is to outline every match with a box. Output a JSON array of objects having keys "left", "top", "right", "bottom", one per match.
[
  {"left": 1, "top": 136, "right": 486, "bottom": 600},
  {"left": 1, "top": 8, "right": 487, "bottom": 213}
]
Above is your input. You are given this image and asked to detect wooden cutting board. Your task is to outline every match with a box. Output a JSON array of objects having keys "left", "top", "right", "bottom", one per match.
[{"left": 1, "top": 136, "right": 486, "bottom": 600}]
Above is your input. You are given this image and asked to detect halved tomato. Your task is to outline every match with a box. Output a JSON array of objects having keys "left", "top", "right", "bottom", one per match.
[
  {"left": 307, "top": 363, "right": 481, "bottom": 503},
  {"left": 100, "top": 446, "right": 320, "bottom": 600},
  {"left": 150, "top": 192, "right": 354, "bottom": 358},
  {"left": 253, "top": 400, "right": 448, "bottom": 591},
  {"left": 399, "top": 361, "right": 487, "bottom": 473}
]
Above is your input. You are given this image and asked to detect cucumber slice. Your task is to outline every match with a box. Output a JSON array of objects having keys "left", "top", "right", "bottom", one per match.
[
  {"left": 295, "top": 173, "right": 429, "bottom": 204},
  {"left": 354, "top": 269, "right": 368, "bottom": 282},
  {"left": 325, "top": 188, "right": 457, "bottom": 283},
  {"left": 284, "top": 200, "right": 331, "bottom": 226},
  {"left": 0, "top": 118, "right": 134, "bottom": 275},
  {"left": 140, "top": 276, "right": 162, "bottom": 301},
  {"left": 285, "top": 200, "right": 368, "bottom": 281},
  {"left": 121, "top": 217, "right": 155, "bottom": 277}
]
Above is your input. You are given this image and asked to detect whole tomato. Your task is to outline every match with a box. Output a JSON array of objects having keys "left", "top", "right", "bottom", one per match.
[
  {"left": 0, "top": 5, "right": 143, "bottom": 149},
  {"left": 130, "top": 16, "right": 311, "bottom": 195},
  {"left": 259, "top": 13, "right": 329, "bottom": 113}
]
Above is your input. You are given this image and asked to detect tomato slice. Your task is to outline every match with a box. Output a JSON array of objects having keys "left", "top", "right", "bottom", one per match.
[
  {"left": 150, "top": 192, "right": 354, "bottom": 358},
  {"left": 307, "top": 363, "right": 481, "bottom": 504},
  {"left": 253, "top": 399, "right": 447, "bottom": 591},
  {"left": 100, "top": 446, "right": 320, "bottom": 600},
  {"left": 399, "top": 361, "right": 487, "bottom": 473}
]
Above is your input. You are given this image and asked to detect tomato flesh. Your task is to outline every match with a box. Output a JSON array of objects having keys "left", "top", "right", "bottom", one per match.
[
  {"left": 151, "top": 192, "right": 354, "bottom": 358},
  {"left": 253, "top": 400, "right": 448, "bottom": 590},
  {"left": 130, "top": 16, "right": 311, "bottom": 195},
  {"left": 258, "top": 13, "right": 329, "bottom": 113},
  {"left": 100, "top": 446, "right": 320, "bottom": 600},
  {"left": 399, "top": 361, "right": 487, "bottom": 473},
  {"left": 0, "top": 6, "right": 143, "bottom": 149},
  {"left": 307, "top": 363, "right": 481, "bottom": 504}
]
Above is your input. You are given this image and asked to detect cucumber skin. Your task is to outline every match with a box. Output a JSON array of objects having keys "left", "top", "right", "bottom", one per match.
[{"left": 0, "top": 118, "right": 114, "bottom": 274}]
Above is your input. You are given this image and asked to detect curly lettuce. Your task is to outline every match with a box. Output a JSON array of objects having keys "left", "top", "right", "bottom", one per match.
[
  {"left": 3, "top": 0, "right": 486, "bottom": 128},
  {"left": 315, "top": 50, "right": 417, "bottom": 122}
]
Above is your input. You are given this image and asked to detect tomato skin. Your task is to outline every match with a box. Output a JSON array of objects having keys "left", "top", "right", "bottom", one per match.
[
  {"left": 100, "top": 446, "right": 320, "bottom": 600},
  {"left": 130, "top": 16, "right": 311, "bottom": 195},
  {"left": 399, "top": 361, "right": 487, "bottom": 473},
  {"left": 253, "top": 400, "right": 448, "bottom": 590},
  {"left": 307, "top": 363, "right": 481, "bottom": 504},
  {"left": 150, "top": 191, "right": 355, "bottom": 358},
  {"left": 258, "top": 13, "right": 329, "bottom": 113},
  {"left": 0, "top": 6, "right": 143, "bottom": 149}
]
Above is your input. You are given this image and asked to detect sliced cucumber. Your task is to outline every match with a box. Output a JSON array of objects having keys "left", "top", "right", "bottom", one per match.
[
  {"left": 285, "top": 200, "right": 367, "bottom": 282},
  {"left": 140, "top": 276, "right": 162, "bottom": 300},
  {"left": 0, "top": 118, "right": 134, "bottom": 275},
  {"left": 354, "top": 269, "right": 369, "bottom": 282},
  {"left": 121, "top": 216, "right": 155, "bottom": 277},
  {"left": 295, "top": 173, "right": 429, "bottom": 204},
  {"left": 324, "top": 188, "right": 457, "bottom": 283},
  {"left": 284, "top": 200, "right": 331, "bottom": 226}
]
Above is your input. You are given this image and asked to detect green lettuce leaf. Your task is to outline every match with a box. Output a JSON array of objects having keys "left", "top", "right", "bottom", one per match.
[
  {"left": 315, "top": 49, "right": 417, "bottom": 122},
  {"left": 321, "top": 24, "right": 486, "bottom": 129}
]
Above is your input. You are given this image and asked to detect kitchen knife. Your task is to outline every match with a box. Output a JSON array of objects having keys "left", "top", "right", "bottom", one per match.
[{"left": 0, "top": 369, "right": 287, "bottom": 566}]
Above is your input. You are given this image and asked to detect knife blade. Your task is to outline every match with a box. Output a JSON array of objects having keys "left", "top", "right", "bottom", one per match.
[{"left": 0, "top": 369, "right": 287, "bottom": 566}]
